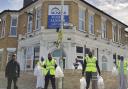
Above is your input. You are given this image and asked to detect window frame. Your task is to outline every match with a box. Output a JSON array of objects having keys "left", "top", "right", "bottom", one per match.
[
  {"left": 89, "top": 15, "right": 94, "bottom": 34},
  {"left": 101, "top": 20, "right": 107, "bottom": 39},
  {"left": 1, "top": 17, "right": 6, "bottom": 38},
  {"left": 35, "top": 7, "right": 41, "bottom": 31},
  {"left": 27, "top": 15, "right": 33, "bottom": 33},
  {"left": 9, "top": 15, "right": 18, "bottom": 37},
  {"left": 112, "top": 24, "right": 118, "bottom": 42},
  {"left": 78, "top": 7, "right": 85, "bottom": 32}
]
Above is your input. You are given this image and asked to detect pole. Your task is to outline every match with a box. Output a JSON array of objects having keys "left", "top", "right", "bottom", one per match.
[{"left": 61, "top": 0, "right": 64, "bottom": 31}]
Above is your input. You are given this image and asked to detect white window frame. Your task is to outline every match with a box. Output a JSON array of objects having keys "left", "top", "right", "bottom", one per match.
[
  {"left": 89, "top": 15, "right": 94, "bottom": 34},
  {"left": 112, "top": 23, "right": 117, "bottom": 42},
  {"left": 118, "top": 26, "right": 121, "bottom": 43},
  {"left": 101, "top": 18, "right": 107, "bottom": 39},
  {"left": 0, "top": 49, "right": 3, "bottom": 62},
  {"left": 35, "top": 7, "right": 41, "bottom": 31},
  {"left": 9, "top": 15, "right": 18, "bottom": 37},
  {"left": 1, "top": 17, "right": 6, "bottom": 38},
  {"left": 78, "top": 6, "right": 85, "bottom": 32},
  {"left": 102, "top": 55, "right": 108, "bottom": 71},
  {"left": 27, "top": 14, "right": 33, "bottom": 33}
]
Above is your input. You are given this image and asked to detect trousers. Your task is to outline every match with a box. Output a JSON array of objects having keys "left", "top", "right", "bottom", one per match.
[
  {"left": 44, "top": 74, "right": 56, "bottom": 89},
  {"left": 86, "top": 72, "right": 98, "bottom": 89},
  {"left": 7, "top": 77, "right": 18, "bottom": 89}
]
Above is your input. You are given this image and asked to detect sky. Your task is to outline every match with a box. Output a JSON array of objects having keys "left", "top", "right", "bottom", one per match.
[{"left": 0, "top": 0, "right": 128, "bottom": 25}]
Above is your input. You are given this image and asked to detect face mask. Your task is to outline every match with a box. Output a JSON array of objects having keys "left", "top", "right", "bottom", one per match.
[
  {"left": 88, "top": 54, "right": 92, "bottom": 58},
  {"left": 48, "top": 57, "right": 52, "bottom": 60}
]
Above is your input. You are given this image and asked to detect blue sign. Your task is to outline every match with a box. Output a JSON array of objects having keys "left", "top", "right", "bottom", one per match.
[{"left": 48, "top": 5, "right": 69, "bottom": 29}]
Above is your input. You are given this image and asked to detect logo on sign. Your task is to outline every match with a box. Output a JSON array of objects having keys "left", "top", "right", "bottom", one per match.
[{"left": 51, "top": 7, "right": 66, "bottom": 15}]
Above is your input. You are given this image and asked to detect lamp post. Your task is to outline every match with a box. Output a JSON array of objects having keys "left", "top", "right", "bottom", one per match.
[{"left": 56, "top": 0, "right": 64, "bottom": 89}]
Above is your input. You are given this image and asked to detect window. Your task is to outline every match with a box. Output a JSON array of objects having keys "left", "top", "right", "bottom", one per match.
[
  {"left": 76, "top": 46, "right": 83, "bottom": 53},
  {"left": 10, "top": 16, "right": 18, "bottom": 36},
  {"left": 89, "top": 15, "right": 94, "bottom": 34},
  {"left": 79, "top": 7, "right": 85, "bottom": 31},
  {"left": 1, "top": 18, "right": 6, "bottom": 38},
  {"left": 102, "top": 55, "right": 108, "bottom": 71},
  {"left": 27, "top": 15, "right": 33, "bottom": 33},
  {"left": 84, "top": 48, "right": 90, "bottom": 55},
  {"left": 0, "top": 51, "right": 3, "bottom": 62},
  {"left": 35, "top": 8, "right": 41, "bottom": 30},
  {"left": 101, "top": 20, "right": 107, "bottom": 39},
  {"left": 118, "top": 26, "right": 121, "bottom": 42},
  {"left": 52, "top": 49, "right": 66, "bottom": 57},
  {"left": 112, "top": 24, "right": 118, "bottom": 42}
]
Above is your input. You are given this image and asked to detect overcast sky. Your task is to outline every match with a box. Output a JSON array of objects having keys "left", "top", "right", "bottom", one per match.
[{"left": 0, "top": 0, "right": 128, "bottom": 25}]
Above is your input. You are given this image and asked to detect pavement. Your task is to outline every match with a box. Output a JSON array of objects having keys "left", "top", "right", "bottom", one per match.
[
  {"left": 0, "top": 70, "right": 119, "bottom": 89},
  {"left": 0, "top": 71, "right": 36, "bottom": 89}
]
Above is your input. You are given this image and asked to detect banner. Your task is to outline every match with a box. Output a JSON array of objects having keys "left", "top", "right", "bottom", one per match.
[{"left": 48, "top": 5, "right": 69, "bottom": 29}]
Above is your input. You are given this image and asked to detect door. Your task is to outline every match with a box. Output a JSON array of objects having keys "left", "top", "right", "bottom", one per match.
[{"left": 51, "top": 49, "right": 66, "bottom": 70}]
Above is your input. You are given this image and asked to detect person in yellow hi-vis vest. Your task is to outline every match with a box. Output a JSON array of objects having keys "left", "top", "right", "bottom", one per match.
[
  {"left": 116, "top": 56, "right": 128, "bottom": 89},
  {"left": 43, "top": 53, "right": 57, "bottom": 89},
  {"left": 82, "top": 51, "right": 101, "bottom": 89},
  {"left": 34, "top": 57, "right": 45, "bottom": 89}
]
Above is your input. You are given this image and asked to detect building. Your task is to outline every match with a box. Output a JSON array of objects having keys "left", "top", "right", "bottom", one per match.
[
  {"left": 0, "top": 10, "right": 19, "bottom": 70},
  {"left": 0, "top": 0, "right": 128, "bottom": 71}
]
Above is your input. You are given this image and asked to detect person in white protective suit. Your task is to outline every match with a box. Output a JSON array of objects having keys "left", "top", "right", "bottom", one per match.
[{"left": 34, "top": 57, "right": 45, "bottom": 89}]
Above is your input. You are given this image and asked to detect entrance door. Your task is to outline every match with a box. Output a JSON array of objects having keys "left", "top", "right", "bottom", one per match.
[{"left": 51, "top": 49, "right": 66, "bottom": 70}]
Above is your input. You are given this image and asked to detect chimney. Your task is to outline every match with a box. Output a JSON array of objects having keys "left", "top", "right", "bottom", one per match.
[{"left": 23, "top": 0, "right": 37, "bottom": 7}]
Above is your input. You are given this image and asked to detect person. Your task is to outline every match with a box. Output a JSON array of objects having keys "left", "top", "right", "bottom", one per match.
[
  {"left": 43, "top": 53, "right": 57, "bottom": 89},
  {"left": 5, "top": 54, "right": 20, "bottom": 89},
  {"left": 82, "top": 51, "right": 101, "bottom": 89},
  {"left": 34, "top": 57, "right": 45, "bottom": 89},
  {"left": 73, "top": 58, "right": 79, "bottom": 70},
  {"left": 116, "top": 56, "right": 128, "bottom": 89}
]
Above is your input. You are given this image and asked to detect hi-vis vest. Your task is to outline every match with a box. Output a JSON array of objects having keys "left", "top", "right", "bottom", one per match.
[
  {"left": 85, "top": 56, "right": 97, "bottom": 72},
  {"left": 37, "top": 61, "right": 46, "bottom": 75},
  {"left": 44, "top": 59, "right": 56, "bottom": 75},
  {"left": 117, "top": 60, "right": 128, "bottom": 75}
]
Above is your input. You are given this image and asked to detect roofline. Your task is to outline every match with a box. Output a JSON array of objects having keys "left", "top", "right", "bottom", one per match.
[
  {"left": 80, "top": 0, "right": 128, "bottom": 27},
  {"left": 0, "top": 10, "right": 19, "bottom": 15},
  {"left": 19, "top": 0, "right": 38, "bottom": 11},
  {"left": 0, "top": 0, "right": 127, "bottom": 28}
]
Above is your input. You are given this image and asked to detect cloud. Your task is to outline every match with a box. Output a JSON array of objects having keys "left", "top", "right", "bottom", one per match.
[
  {"left": 84, "top": 0, "right": 128, "bottom": 25},
  {"left": 7, "top": 0, "right": 23, "bottom": 10}
]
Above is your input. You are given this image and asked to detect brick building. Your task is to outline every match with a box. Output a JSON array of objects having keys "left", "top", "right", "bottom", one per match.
[{"left": 0, "top": 0, "right": 128, "bottom": 71}]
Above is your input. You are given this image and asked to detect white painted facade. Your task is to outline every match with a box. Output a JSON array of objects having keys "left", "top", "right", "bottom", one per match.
[{"left": 17, "top": 27, "right": 128, "bottom": 71}]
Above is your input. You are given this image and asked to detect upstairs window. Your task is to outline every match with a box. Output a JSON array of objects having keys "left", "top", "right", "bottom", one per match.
[
  {"left": 118, "top": 26, "right": 121, "bottom": 42},
  {"left": 79, "top": 7, "right": 85, "bottom": 32},
  {"left": 1, "top": 18, "right": 6, "bottom": 38},
  {"left": 101, "top": 20, "right": 107, "bottom": 39},
  {"left": 10, "top": 16, "right": 18, "bottom": 36},
  {"left": 35, "top": 8, "right": 41, "bottom": 30},
  {"left": 27, "top": 15, "right": 33, "bottom": 33},
  {"left": 89, "top": 15, "right": 94, "bottom": 34},
  {"left": 112, "top": 24, "right": 118, "bottom": 42},
  {"left": 0, "top": 50, "right": 3, "bottom": 62}
]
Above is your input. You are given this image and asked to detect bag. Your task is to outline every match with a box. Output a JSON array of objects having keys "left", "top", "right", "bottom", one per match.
[
  {"left": 55, "top": 66, "right": 64, "bottom": 78},
  {"left": 112, "top": 66, "right": 118, "bottom": 76},
  {"left": 97, "top": 76, "right": 104, "bottom": 89},
  {"left": 80, "top": 77, "right": 86, "bottom": 89}
]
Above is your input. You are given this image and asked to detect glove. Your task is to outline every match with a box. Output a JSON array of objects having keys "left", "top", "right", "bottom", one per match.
[{"left": 43, "top": 65, "right": 46, "bottom": 68}]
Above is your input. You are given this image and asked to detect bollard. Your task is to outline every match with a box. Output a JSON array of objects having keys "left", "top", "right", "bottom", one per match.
[{"left": 56, "top": 77, "right": 63, "bottom": 89}]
